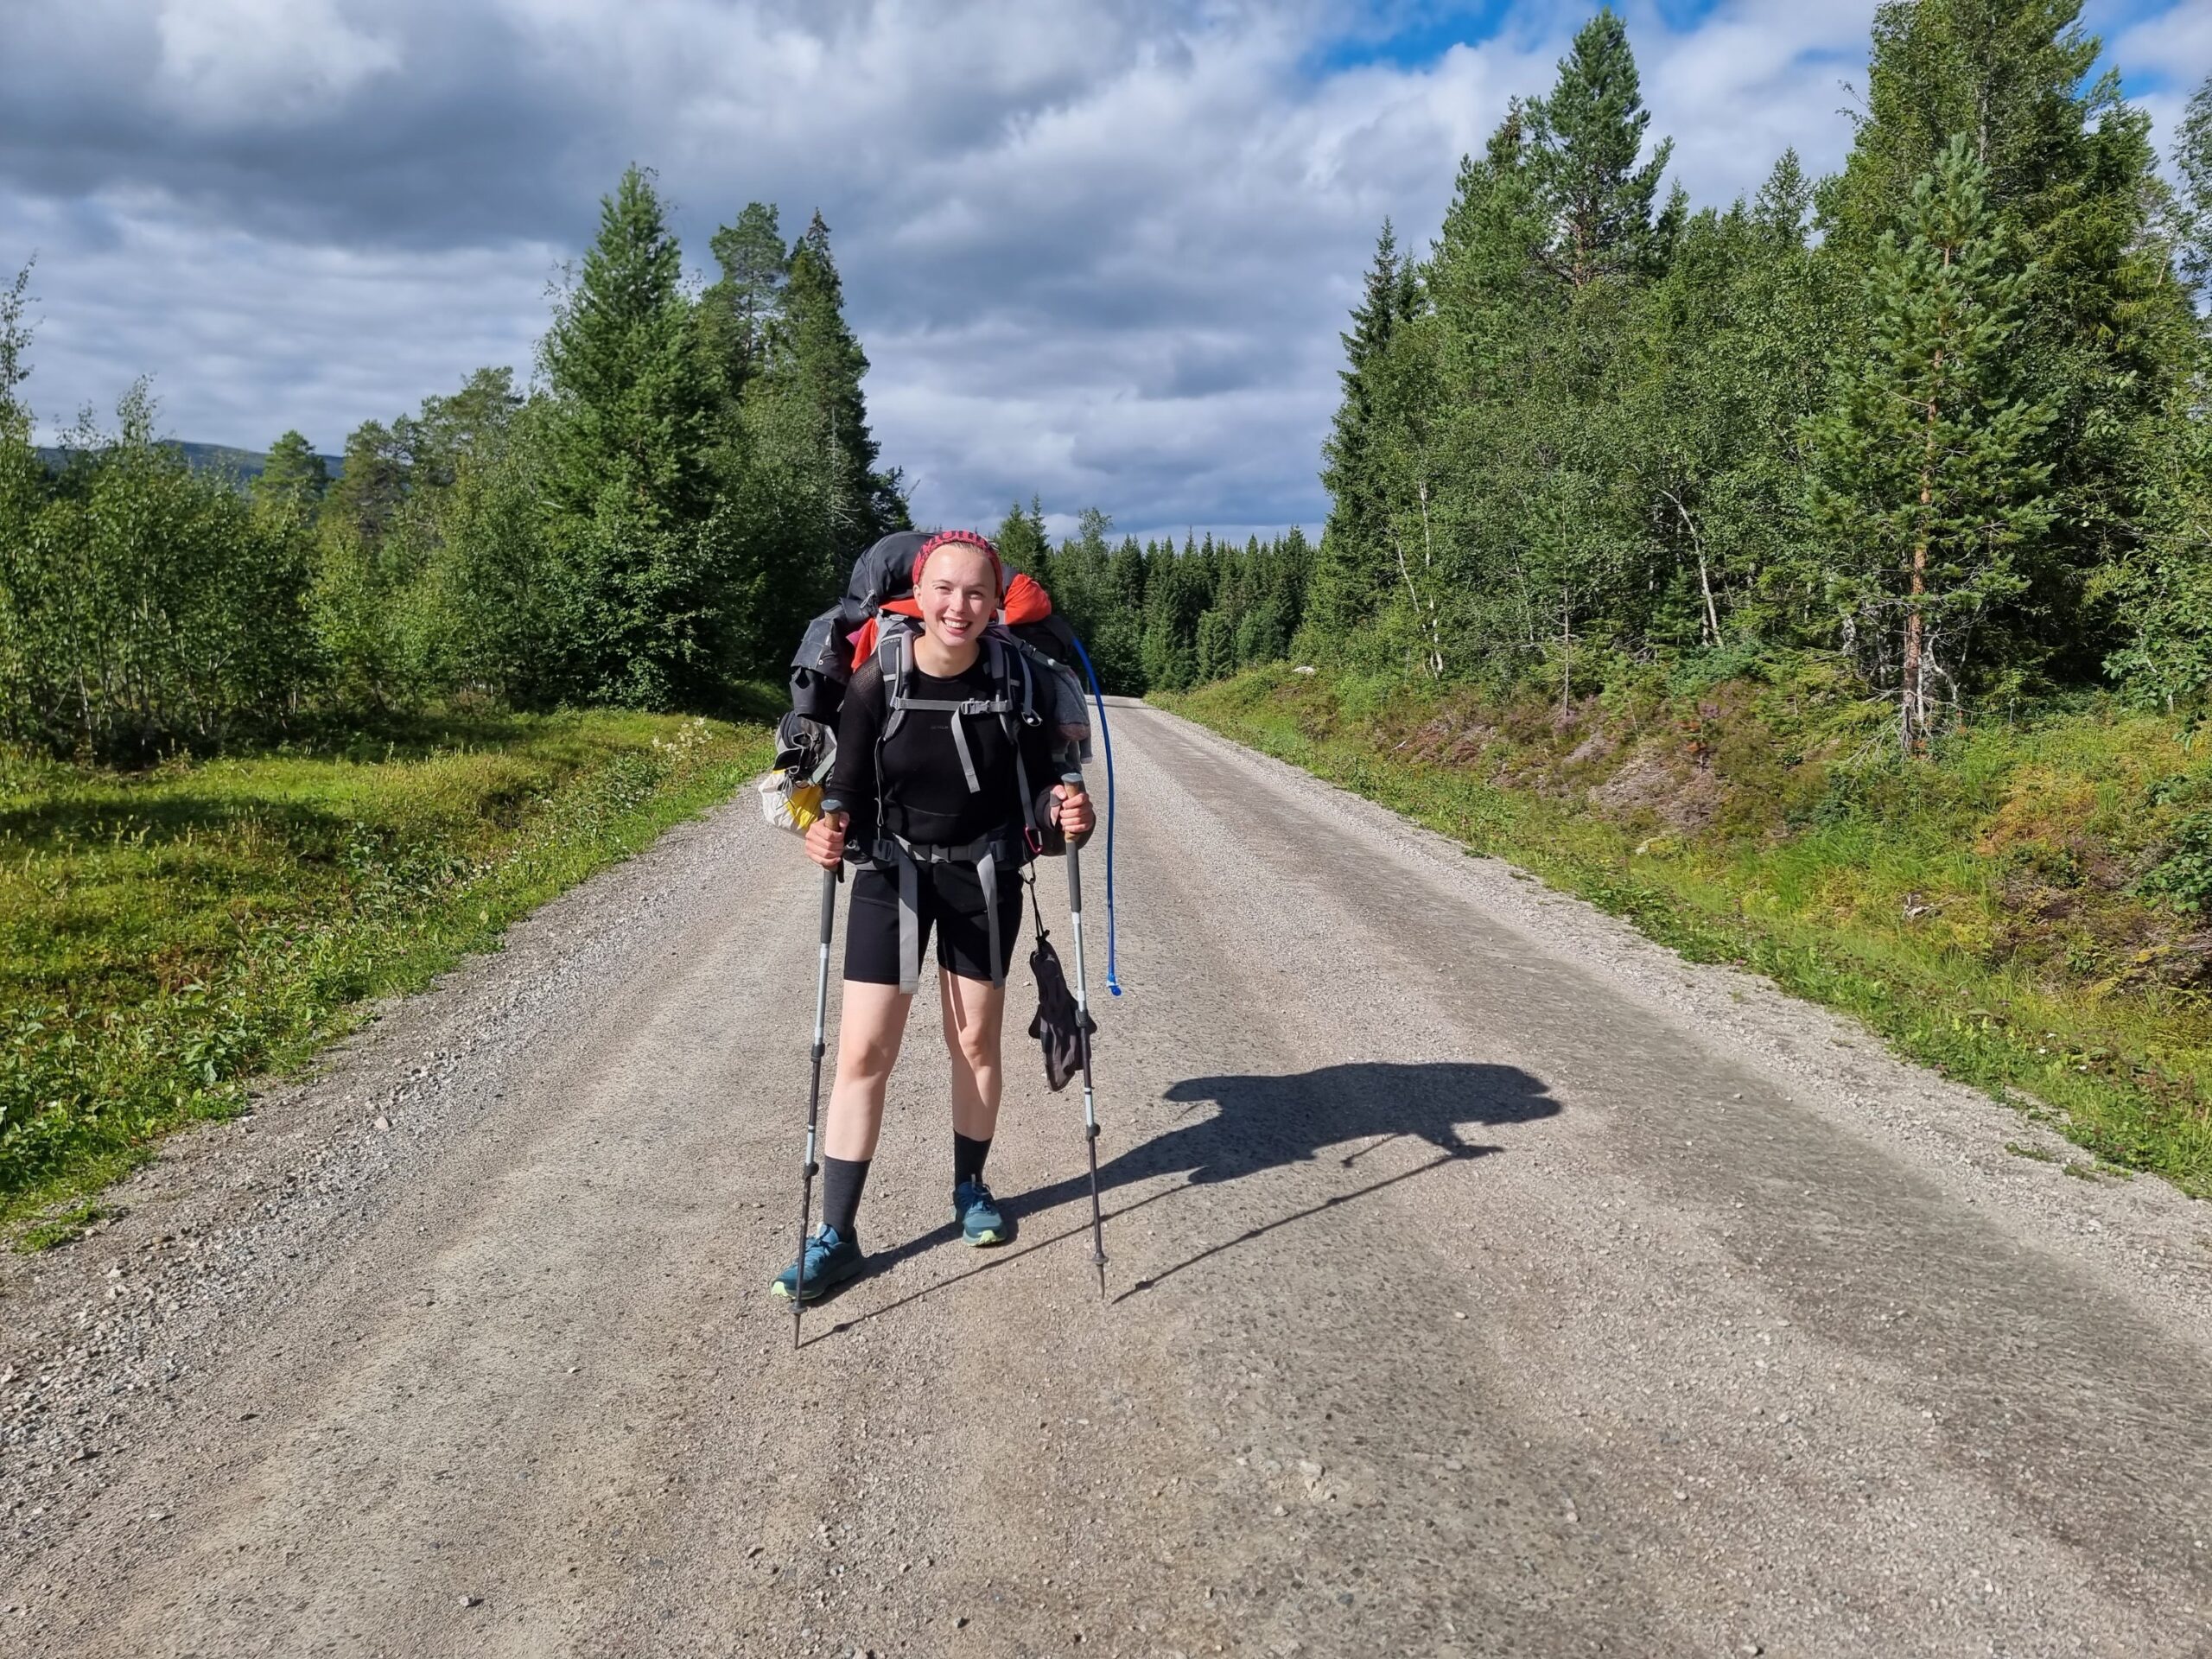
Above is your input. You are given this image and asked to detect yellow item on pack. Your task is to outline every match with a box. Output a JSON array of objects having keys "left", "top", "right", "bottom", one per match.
[{"left": 784, "top": 780, "right": 825, "bottom": 832}]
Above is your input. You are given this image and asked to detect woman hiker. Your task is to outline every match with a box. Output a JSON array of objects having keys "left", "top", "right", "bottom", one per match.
[{"left": 772, "top": 530, "right": 1095, "bottom": 1300}]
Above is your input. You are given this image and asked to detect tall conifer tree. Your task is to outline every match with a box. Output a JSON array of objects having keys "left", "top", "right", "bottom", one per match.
[
  {"left": 1523, "top": 9, "right": 1675, "bottom": 288},
  {"left": 774, "top": 212, "right": 907, "bottom": 548},
  {"left": 1822, "top": 0, "right": 2192, "bottom": 672},
  {"left": 1810, "top": 137, "right": 2053, "bottom": 749},
  {"left": 540, "top": 164, "right": 716, "bottom": 708},
  {"left": 699, "top": 202, "right": 788, "bottom": 406},
  {"left": 1309, "top": 221, "right": 1416, "bottom": 649}
]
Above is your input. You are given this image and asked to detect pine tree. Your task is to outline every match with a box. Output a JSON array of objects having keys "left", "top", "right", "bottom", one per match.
[
  {"left": 253, "top": 431, "right": 328, "bottom": 522},
  {"left": 408, "top": 367, "right": 521, "bottom": 489},
  {"left": 699, "top": 202, "right": 788, "bottom": 405},
  {"left": 1810, "top": 137, "right": 2054, "bottom": 749},
  {"left": 1523, "top": 9, "right": 1675, "bottom": 289},
  {"left": 323, "top": 420, "right": 410, "bottom": 545},
  {"left": 1821, "top": 0, "right": 2196, "bottom": 675}
]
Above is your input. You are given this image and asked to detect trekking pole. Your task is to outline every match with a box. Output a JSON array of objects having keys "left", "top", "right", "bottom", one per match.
[
  {"left": 793, "top": 832, "right": 842, "bottom": 1350},
  {"left": 1062, "top": 772, "right": 1109, "bottom": 1298}
]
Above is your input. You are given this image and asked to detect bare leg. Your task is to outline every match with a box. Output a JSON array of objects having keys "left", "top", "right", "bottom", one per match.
[
  {"left": 823, "top": 980, "right": 912, "bottom": 1160},
  {"left": 939, "top": 972, "right": 1007, "bottom": 1141}
]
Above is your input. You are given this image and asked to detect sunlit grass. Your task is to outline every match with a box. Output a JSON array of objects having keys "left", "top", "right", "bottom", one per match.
[
  {"left": 1169, "top": 666, "right": 2212, "bottom": 1198},
  {"left": 0, "top": 709, "right": 772, "bottom": 1235}
]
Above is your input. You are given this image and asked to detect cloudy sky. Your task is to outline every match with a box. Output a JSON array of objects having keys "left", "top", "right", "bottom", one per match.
[{"left": 3, "top": 0, "right": 2207, "bottom": 544}]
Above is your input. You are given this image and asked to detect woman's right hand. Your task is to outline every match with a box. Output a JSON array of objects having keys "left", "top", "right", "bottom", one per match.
[{"left": 806, "top": 809, "right": 849, "bottom": 872}]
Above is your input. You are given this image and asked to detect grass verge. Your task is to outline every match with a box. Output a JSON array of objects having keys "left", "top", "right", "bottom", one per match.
[
  {"left": 1, "top": 709, "right": 771, "bottom": 1236},
  {"left": 1164, "top": 665, "right": 2212, "bottom": 1199}
]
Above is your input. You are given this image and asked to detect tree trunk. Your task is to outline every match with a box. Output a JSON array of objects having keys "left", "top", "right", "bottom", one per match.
[
  {"left": 1414, "top": 480, "right": 1444, "bottom": 679},
  {"left": 1560, "top": 585, "right": 1573, "bottom": 720},
  {"left": 1664, "top": 489, "right": 1719, "bottom": 648},
  {"left": 1904, "top": 380, "right": 1938, "bottom": 754},
  {"left": 1903, "top": 253, "right": 1949, "bottom": 756}
]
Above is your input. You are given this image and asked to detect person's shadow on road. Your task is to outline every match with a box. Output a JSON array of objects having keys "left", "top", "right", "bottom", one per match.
[
  {"left": 1091, "top": 1060, "right": 1558, "bottom": 1298},
  {"left": 1130, "top": 1059, "right": 1556, "bottom": 1186},
  {"left": 816, "top": 1061, "right": 1557, "bottom": 1332}
]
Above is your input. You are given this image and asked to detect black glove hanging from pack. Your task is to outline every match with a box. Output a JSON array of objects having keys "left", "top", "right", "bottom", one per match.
[{"left": 1025, "top": 873, "right": 1095, "bottom": 1091}]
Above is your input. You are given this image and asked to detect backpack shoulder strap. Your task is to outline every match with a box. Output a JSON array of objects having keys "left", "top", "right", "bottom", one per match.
[
  {"left": 877, "top": 622, "right": 913, "bottom": 743},
  {"left": 990, "top": 635, "right": 1046, "bottom": 846}
]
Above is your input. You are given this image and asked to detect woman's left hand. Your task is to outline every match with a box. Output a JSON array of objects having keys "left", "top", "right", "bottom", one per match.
[{"left": 1051, "top": 784, "right": 1095, "bottom": 842}]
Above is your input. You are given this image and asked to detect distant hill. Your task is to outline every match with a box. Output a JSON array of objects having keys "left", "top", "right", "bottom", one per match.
[{"left": 34, "top": 440, "right": 343, "bottom": 486}]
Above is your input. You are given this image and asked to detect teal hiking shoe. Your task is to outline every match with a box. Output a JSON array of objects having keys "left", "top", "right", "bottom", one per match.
[
  {"left": 955, "top": 1179, "right": 1013, "bottom": 1246},
  {"left": 770, "top": 1224, "right": 865, "bottom": 1302}
]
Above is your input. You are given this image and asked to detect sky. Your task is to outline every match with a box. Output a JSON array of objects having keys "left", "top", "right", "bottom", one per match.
[{"left": 1, "top": 0, "right": 2207, "bottom": 547}]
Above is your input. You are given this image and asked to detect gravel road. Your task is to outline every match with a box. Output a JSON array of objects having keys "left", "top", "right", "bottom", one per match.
[{"left": 4, "top": 699, "right": 2211, "bottom": 1658}]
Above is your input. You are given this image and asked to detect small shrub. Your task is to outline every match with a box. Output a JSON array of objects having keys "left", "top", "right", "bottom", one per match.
[{"left": 2138, "top": 811, "right": 2212, "bottom": 912}]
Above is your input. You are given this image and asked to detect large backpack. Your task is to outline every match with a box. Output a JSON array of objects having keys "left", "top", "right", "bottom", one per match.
[
  {"left": 779, "top": 530, "right": 1090, "bottom": 785},
  {"left": 765, "top": 531, "right": 1096, "bottom": 994}
]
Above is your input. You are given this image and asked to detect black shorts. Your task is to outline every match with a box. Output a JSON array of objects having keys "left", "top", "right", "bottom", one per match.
[{"left": 845, "top": 859, "right": 1025, "bottom": 988}]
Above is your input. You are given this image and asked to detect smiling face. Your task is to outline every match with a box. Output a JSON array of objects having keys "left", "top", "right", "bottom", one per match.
[{"left": 916, "top": 542, "right": 999, "bottom": 654}]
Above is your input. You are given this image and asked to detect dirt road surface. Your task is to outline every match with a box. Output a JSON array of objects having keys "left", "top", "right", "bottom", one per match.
[{"left": 5, "top": 701, "right": 2211, "bottom": 1658}]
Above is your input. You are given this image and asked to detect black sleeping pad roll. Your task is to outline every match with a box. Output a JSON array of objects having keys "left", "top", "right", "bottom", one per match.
[
  {"left": 788, "top": 609, "right": 850, "bottom": 723},
  {"left": 846, "top": 530, "right": 931, "bottom": 613}
]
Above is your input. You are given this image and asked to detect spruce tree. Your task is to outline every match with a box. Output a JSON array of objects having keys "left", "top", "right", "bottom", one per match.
[
  {"left": 539, "top": 165, "right": 716, "bottom": 708},
  {"left": 2175, "top": 75, "right": 2212, "bottom": 306},
  {"left": 1308, "top": 221, "right": 1416, "bottom": 649},
  {"left": 2096, "top": 79, "right": 2212, "bottom": 710},
  {"left": 994, "top": 496, "right": 1049, "bottom": 574},
  {"left": 1810, "top": 137, "right": 2053, "bottom": 749},
  {"left": 1826, "top": 0, "right": 2101, "bottom": 251},
  {"left": 774, "top": 212, "right": 906, "bottom": 547}
]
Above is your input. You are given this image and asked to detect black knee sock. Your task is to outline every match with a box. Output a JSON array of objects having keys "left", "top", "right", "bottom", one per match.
[
  {"left": 953, "top": 1132, "right": 992, "bottom": 1188},
  {"left": 822, "top": 1156, "right": 869, "bottom": 1237}
]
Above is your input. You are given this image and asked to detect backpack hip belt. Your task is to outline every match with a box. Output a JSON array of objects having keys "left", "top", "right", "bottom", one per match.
[{"left": 871, "top": 830, "right": 1026, "bottom": 995}]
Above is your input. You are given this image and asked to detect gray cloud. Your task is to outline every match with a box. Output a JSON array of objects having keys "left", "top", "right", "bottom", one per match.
[{"left": 1, "top": 0, "right": 2199, "bottom": 544}]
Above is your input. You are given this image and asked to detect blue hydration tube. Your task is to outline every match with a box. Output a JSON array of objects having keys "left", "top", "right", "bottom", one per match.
[{"left": 1065, "top": 635, "right": 1123, "bottom": 996}]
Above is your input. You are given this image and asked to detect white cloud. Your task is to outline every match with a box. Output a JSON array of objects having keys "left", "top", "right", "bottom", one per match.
[
  {"left": 0, "top": 0, "right": 2198, "bottom": 542},
  {"left": 2110, "top": 3, "right": 2212, "bottom": 83},
  {"left": 154, "top": 0, "right": 403, "bottom": 125}
]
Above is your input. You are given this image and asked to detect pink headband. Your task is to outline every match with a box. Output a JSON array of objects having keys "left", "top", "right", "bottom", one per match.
[{"left": 912, "top": 529, "right": 1005, "bottom": 597}]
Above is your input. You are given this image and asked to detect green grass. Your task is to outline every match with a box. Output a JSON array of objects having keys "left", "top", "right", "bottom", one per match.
[
  {"left": 1166, "top": 664, "right": 2212, "bottom": 1198},
  {"left": 1, "top": 709, "right": 772, "bottom": 1237}
]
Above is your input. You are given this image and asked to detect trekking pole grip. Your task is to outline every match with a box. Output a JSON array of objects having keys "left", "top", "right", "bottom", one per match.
[
  {"left": 1060, "top": 770, "right": 1087, "bottom": 892},
  {"left": 817, "top": 797, "right": 847, "bottom": 887}
]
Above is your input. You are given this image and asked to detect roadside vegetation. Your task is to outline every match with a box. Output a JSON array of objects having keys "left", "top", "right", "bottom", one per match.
[
  {"left": 0, "top": 712, "right": 772, "bottom": 1232},
  {"left": 1036, "top": 6, "right": 2212, "bottom": 1194},
  {"left": 1172, "top": 663, "right": 2212, "bottom": 1197},
  {"left": 0, "top": 168, "right": 887, "bottom": 1233}
]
